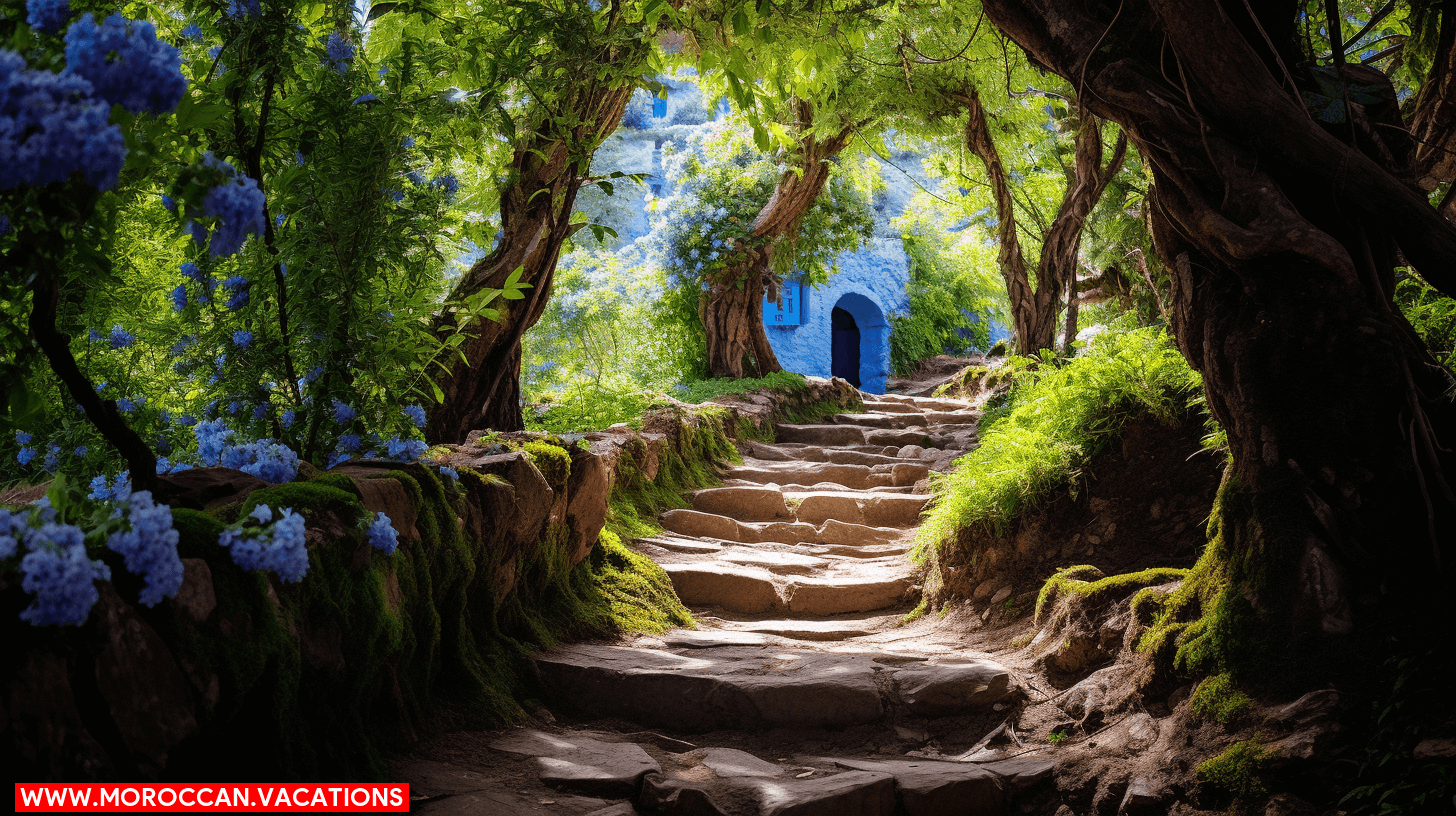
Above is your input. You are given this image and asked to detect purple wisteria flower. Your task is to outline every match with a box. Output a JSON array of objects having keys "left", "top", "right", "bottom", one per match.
[{"left": 26, "top": 0, "right": 72, "bottom": 35}]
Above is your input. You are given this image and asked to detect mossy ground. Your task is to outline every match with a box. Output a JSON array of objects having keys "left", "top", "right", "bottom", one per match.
[
  {"left": 1034, "top": 565, "right": 1191, "bottom": 625},
  {"left": 1196, "top": 740, "right": 1270, "bottom": 810}
]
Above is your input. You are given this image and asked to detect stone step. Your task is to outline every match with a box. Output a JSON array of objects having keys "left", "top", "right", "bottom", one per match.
[
  {"left": 537, "top": 644, "right": 1018, "bottom": 732},
  {"left": 788, "top": 490, "right": 931, "bottom": 527},
  {"left": 489, "top": 729, "right": 660, "bottom": 798},
  {"left": 661, "top": 563, "right": 783, "bottom": 613},
  {"left": 775, "top": 424, "right": 867, "bottom": 446},
  {"left": 707, "top": 618, "right": 882, "bottom": 641},
  {"left": 822, "top": 449, "right": 903, "bottom": 466},
  {"left": 726, "top": 462, "right": 878, "bottom": 490},
  {"left": 785, "top": 572, "right": 914, "bottom": 615},
  {"left": 817, "top": 518, "right": 906, "bottom": 546},
  {"left": 866, "top": 428, "right": 935, "bottom": 448},
  {"left": 636, "top": 534, "right": 725, "bottom": 555},
  {"left": 921, "top": 411, "right": 981, "bottom": 425},
  {"left": 879, "top": 395, "right": 974, "bottom": 411},
  {"left": 811, "top": 542, "right": 911, "bottom": 558},
  {"left": 688, "top": 485, "right": 791, "bottom": 521},
  {"left": 859, "top": 400, "right": 924, "bottom": 414},
  {"left": 718, "top": 550, "right": 828, "bottom": 575},
  {"left": 830, "top": 412, "right": 925, "bottom": 430},
  {"left": 824, "top": 756, "right": 1055, "bottom": 815}
]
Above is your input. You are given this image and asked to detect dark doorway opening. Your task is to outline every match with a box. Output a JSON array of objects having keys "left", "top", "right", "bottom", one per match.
[{"left": 831, "top": 306, "right": 861, "bottom": 387}]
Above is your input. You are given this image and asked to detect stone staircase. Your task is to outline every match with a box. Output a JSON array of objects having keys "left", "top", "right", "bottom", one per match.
[{"left": 473, "top": 393, "right": 1057, "bottom": 815}]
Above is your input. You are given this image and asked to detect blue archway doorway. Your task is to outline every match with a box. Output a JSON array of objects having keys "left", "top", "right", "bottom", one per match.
[{"left": 829, "top": 293, "right": 890, "bottom": 393}]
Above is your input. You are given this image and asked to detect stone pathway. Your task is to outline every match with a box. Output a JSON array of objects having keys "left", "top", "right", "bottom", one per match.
[{"left": 399, "top": 391, "right": 1055, "bottom": 816}]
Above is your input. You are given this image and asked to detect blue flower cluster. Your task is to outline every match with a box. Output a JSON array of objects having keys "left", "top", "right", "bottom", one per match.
[
  {"left": 386, "top": 437, "right": 428, "bottom": 462},
  {"left": 197, "top": 155, "right": 266, "bottom": 257},
  {"left": 336, "top": 434, "right": 361, "bottom": 452},
  {"left": 106, "top": 490, "right": 184, "bottom": 607},
  {"left": 403, "top": 405, "right": 426, "bottom": 428},
  {"left": 194, "top": 418, "right": 233, "bottom": 465},
  {"left": 432, "top": 173, "right": 459, "bottom": 195},
  {"left": 232, "top": 330, "right": 253, "bottom": 349},
  {"left": 181, "top": 24, "right": 203, "bottom": 41},
  {"left": 109, "top": 324, "right": 134, "bottom": 349},
  {"left": 170, "top": 284, "right": 187, "bottom": 311},
  {"left": 64, "top": 14, "right": 187, "bottom": 115},
  {"left": 26, "top": 0, "right": 72, "bottom": 35},
  {"left": 0, "top": 50, "right": 126, "bottom": 191},
  {"left": 88, "top": 470, "right": 132, "bottom": 502},
  {"left": 3, "top": 504, "right": 111, "bottom": 626},
  {"left": 324, "top": 32, "right": 355, "bottom": 74},
  {"left": 221, "top": 275, "right": 250, "bottom": 309},
  {"left": 219, "top": 505, "right": 308, "bottom": 582},
  {"left": 226, "top": 0, "right": 261, "bottom": 20},
  {"left": 331, "top": 399, "right": 357, "bottom": 425},
  {"left": 219, "top": 439, "right": 300, "bottom": 484},
  {"left": 366, "top": 512, "right": 398, "bottom": 555},
  {"left": 438, "top": 466, "right": 459, "bottom": 483}
]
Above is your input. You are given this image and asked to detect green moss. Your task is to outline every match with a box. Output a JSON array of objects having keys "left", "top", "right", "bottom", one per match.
[
  {"left": 1191, "top": 673, "right": 1253, "bottom": 724},
  {"left": 306, "top": 471, "right": 363, "bottom": 499},
  {"left": 239, "top": 481, "right": 365, "bottom": 521},
  {"left": 522, "top": 441, "right": 572, "bottom": 492},
  {"left": 1034, "top": 564, "right": 1191, "bottom": 625},
  {"left": 1197, "top": 740, "right": 1270, "bottom": 804}
]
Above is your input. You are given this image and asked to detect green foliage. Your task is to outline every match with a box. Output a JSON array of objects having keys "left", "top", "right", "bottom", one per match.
[
  {"left": 888, "top": 205, "right": 1006, "bottom": 375},
  {"left": 918, "top": 325, "right": 1206, "bottom": 554},
  {"left": 675, "top": 370, "right": 809, "bottom": 404},
  {"left": 1395, "top": 273, "right": 1456, "bottom": 369},
  {"left": 1196, "top": 740, "right": 1271, "bottom": 804},
  {"left": 526, "top": 380, "right": 657, "bottom": 434},
  {"left": 1191, "top": 673, "right": 1254, "bottom": 724}
]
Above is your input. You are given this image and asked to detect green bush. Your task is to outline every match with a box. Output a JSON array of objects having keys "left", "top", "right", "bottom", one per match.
[
  {"left": 675, "top": 370, "right": 808, "bottom": 404},
  {"left": 1190, "top": 672, "right": 1254, "bottom": 724},
  {"left": 918, "top": 325, "right": 1207, "bottom": 553},
  {"left": 888, "top": 205, "right": 1006, "bottom": 375},
  {"left": 1395, "top": 273, "right": 1456, "bottom": 368}
]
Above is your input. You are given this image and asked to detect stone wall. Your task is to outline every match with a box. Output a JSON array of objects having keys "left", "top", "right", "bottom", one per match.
[{"left": 0, "top": 378, "right": 859, "bottom": 782}]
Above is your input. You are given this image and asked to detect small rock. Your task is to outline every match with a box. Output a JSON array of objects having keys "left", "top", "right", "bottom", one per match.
[
  {"left": 490, "top": 730, "right": 659, "bottom": 798},
  {"left": 584, "top": 805, "right": 639, "bottom": 816},
  {"left": 1415, "top": 738, "right": 1456, "bottom": 759},
  {"left": 700, "top": 748, "right": 783, "bottom": 779},
  {"left": 639, "top": 774, "right": 728, "bottom": 816},
  {"left": 893, "top": 661, "right": 1015, "bottom": 715},
  {"left": 1271, "top": 688, "right": 1341, "bottom": 725},
  {"left": 989, "top": 587, "right": 1012, "bottom": 604},
  {"left": 1125, "top": 713, "right": 1159, "bottom": 746},
  {"left": 1119, "top": 776, "right": 1161, "bottom": 815}
]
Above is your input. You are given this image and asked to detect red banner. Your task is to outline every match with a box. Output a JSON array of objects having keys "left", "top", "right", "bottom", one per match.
[{"left": 14, "top": 784, "right": 409, "bottom": 812}]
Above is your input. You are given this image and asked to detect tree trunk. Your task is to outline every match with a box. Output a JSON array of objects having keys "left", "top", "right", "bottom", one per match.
[
  {"left": 703, "top": 101, "right": 852, "bottom": 379},
  {"left": 1411, "top": 4, "right": 1456, "bottom": 195},
  {"left": 1062, "top": 272, "right": 1078, "bottom": 353},
  {"left": 958, "top": 89, "right": 1125, "bottom": 355},
  {"left": 983, "top": 0, "right": 1456, "bottom": 675},
  {"left": 425, "top": 82, "right": 634, "bottom": 442}
]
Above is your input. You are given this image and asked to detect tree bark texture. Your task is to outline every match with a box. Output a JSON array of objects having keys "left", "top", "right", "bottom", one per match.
[
  {"left": 1411, "top": 4, "right": 1456, "bottom": 194},
  {"left": 958, "top": 89, "right": 1126, "bottom": 355},
  {"left": 703, "top": 101, "right": 852, "bottom": 379},
  {"left": 982, "top": 0, "right": 1456, "bottom": 663},
  {"left": 425, "top": 81, "right": 635, "bottom": 442}
]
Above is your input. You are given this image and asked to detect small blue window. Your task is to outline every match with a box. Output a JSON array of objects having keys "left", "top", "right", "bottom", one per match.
[{"left": 653, "top": 97, "right": 667, "bottom": 118}]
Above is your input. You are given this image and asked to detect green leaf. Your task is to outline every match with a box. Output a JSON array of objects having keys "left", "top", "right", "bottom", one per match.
[{"left": 368, "top": 2, "right": 398, "bottom": 21}]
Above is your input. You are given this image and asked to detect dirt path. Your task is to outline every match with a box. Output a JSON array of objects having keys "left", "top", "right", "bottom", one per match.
[{"left": 396, "top": 382, "right": 1067, "bottom": 815}]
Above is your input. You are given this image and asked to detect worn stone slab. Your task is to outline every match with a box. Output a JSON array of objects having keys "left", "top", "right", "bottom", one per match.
[
  {"left": 662, "top": 564, "right": 783, "bottom": 613},
  {"left": 775, "top": 424, "right": 867, "bottom": 446},
  {"left": 817, "top": 519, "right": 902, "bottom": 546},
  {"left": 719, "top": 550, "right": 827, "bottom": 575},
  {"left": 660, "top": 630, "right": 774, "bottom": 648},
  {"left": 786, "top": 574, "right": 913, "bottom": 615},
  {"left": 636, "top": 535, "right": 725, "bottom": 555},
  {"left": 747, "top": 771, "right": 896, "bottom": 816},
  {"left": 866, "top": 428, "right": 933, "bottom": 448},
  {"left": 827, "top": 758, "right": 1004, "bottom": 816},
  {"left": 739, "top": 520, "right": 819, "bottom": 545},
  {"left": 859, "top": 400, "right": 923, "bottom": 414},
  {"left": 726, "top": 463, "right": 874, "bottom": 490},
  {"left": 717, "top": 619, "right": 878, "bottom": 641},
  {"left": 537, "top": 645, "right": 884, "bottom": 732},
  {"left": 700, "top": 747, "right": 784, "bottom": 779},
  {"left": 892, "top": 661, "right": 1016, "bottom": 715},
  {"left": 660, "top": 509, "right": 741, "bottom": 540},
  {"left": 890, "top": 463, "right": 931, "bottom": 486},
  {"left": 831, "top": 413, "right": 922, "bottom": 430},
  {"left": 823, "top": 449, "right": 903, "bottom": 466},
  {"left": 790, "top": 491, "right": 930, "bottom": 527},
  {"left": 489, "top": 729, "right": 659, "bottom": 798},
  {"left": 971, "top": 757, "right": 1055, "bottom": 792},
  {"left": 690, "top": 486, "right": 790, "bottom": 521}
]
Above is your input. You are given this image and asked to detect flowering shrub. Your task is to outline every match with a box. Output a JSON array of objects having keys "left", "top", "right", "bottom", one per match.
[
  {"left": 0, "top": 50, "right": 126, "bottom": 190},
  {"left": 63, "top": 13, "right": 187, "bottom": 116},
  {"left": 365, "top": 512, "right": 399, "bottom": 554},
  {"left": 219, "top": 505, "right": 309, "bottom": 583}
]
